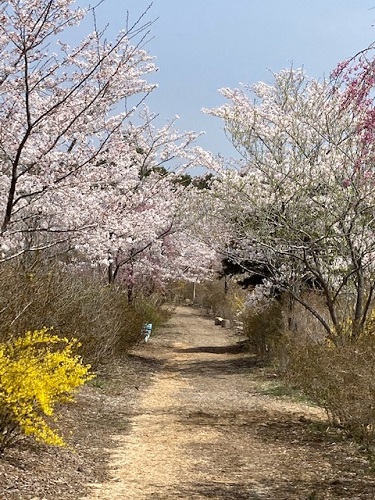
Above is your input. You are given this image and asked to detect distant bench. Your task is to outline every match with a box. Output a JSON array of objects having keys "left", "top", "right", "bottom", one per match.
[{"left": 215, "top": 317, "right": 243, "bottom": 332}]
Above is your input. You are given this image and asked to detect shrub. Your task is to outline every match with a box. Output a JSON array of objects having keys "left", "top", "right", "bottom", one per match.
[
  {"left": 282, "top": 335, "right": 375, "bottom": 454},
  {"left": 135, "top": 296, "right": 173, "bottom": 329},
  {"left": 181, "top": 278, "right": 246, "bottom": 320},
  {"left": 0, "top": 258, "right": 171, "bottom": 367},
  {"left": 242, "top": 300, "right": 284, "bottom": 358},
  {"left": 0, "top": 328, "right": 94, "bottom": 453}
]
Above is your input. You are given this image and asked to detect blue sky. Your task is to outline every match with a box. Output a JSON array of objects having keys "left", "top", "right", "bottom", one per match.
[{"left": 86, "top": 1, "right": 375, "bottom": 158}]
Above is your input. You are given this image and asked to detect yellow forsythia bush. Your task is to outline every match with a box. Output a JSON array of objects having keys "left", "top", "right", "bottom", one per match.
[{"left": 0, "top": 327, "right": 94, "bottom": 453}]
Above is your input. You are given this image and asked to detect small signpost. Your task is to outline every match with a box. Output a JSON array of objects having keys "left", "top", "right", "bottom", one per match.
[{"left": 142, "top": 323, "right": 153, "bottom": 342}]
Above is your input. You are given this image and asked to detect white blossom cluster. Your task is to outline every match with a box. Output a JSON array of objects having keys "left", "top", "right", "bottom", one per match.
[
  {"left": 0, "top": 0, "right": 217, "bottom": 286},
  {"left": 201, "top": 67, "right": 375, "bottom": 338}
]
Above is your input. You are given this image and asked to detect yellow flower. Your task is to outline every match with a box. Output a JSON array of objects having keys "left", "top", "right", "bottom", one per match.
[{"left": 0, "top": 328, "right": 94, "bottom": 450}]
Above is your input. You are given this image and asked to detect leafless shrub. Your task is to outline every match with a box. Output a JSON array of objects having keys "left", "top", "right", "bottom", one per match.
[
  {"left": 0, "top": 257, "right": 169, "bottom": 367},
  {"left": 175, "top": 279, "right": 246, "bottom": 321},
  {"left": 280, "top": 331, "right": 375, "bottom": 454},
  {"left": 242, "top": 300, "right": 284, "bottom": 359}
]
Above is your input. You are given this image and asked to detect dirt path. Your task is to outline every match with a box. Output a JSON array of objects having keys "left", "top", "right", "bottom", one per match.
[{"left": 84, "top": 307, "right": 375, "bottom": 500}]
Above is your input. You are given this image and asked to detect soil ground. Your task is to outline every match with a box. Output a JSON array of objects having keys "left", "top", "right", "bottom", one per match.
[
  {"left": 1, "top": 306, "right": 375, "bottom": 499},
  {"left": 85, "top": 306, "right": 375, "bottom": 500}
]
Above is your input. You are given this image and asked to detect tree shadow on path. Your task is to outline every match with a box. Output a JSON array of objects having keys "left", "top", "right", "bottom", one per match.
[{"left": 174, "top": 342, "right": 248, "bottom": 355}]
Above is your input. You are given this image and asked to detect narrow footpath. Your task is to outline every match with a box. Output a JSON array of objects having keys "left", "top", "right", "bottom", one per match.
[{"left": 84, "top": 307, "right": 375, "bottom": 500}]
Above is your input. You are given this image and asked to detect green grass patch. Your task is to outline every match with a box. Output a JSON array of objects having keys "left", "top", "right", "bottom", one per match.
[{"left": 259, "top": 381, "right": 317, "bottom": 406}]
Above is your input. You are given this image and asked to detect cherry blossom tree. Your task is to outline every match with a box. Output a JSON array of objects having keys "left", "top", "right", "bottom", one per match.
[
  {"left": 0, "top": 0, "right": 221, "bottom": 300},
  {"left": 203, "top": 68, "right": 375, "bottom": 344},
  {"left": 331, "top": 43, "right": 375, "bottom": 171},
  {"left": 0, "top": 0, "right": 156, "bottom": 260},
  {"left": 65, "top": 106, "right": 217, "bottom": 294}
]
